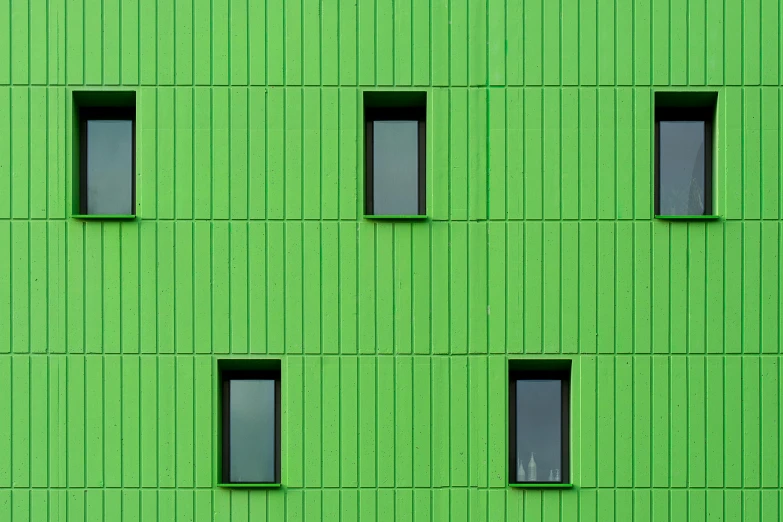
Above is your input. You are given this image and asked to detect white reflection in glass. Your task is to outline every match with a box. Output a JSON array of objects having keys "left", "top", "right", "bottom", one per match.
[
  {"left": 659, "top": 120, "right": 706, "bottom": 215},
  {"left": 516, "top": 379, "right": 561, "bottom": 482},
  {"left": 229, "top": 379, "right": 276, "bottom": 483},
  {"left": 372, "top": 120, "right": 419, "bottom": 215},
  {"left": 87, "top": 120, "right": 133, "bottom": 215}
]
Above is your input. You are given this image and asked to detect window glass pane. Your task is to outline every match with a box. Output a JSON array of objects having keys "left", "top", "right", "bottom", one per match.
[
  {"left": 229, "top": 379, "right": 276, "bottom": 483},
  {"left": 515, "top": 379, "right": 562, "bottom": 482},
  {"left": 659, "top": 120, "right": 706, "bottom": 215},
  {"left": 372, "top": 120, "right": 419, "bottom": 215},
  {"left": 86, "top": 119, "right": 133, "bottom": 215}
]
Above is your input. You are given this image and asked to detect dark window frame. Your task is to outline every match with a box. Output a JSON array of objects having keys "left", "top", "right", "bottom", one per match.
[
  {"left": 508, "top": 369, "right": 570, "bottom": 484},
  {"left": 220, "top": 369, "right": 282, "bottom": 484},
  {"left": 654, "top": 106, "right": 714, "bottom": 216},
  {"left": 364, "top": 106, "right": 427, "bottom": 216},
  {"left": 78, "top": 106, "right": 137, "bottom": 215}
]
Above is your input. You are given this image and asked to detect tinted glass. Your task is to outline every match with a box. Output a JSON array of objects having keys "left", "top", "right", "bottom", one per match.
[
  {"left": 229, "top": 379, "right": 276, "bottom": 483},
  {"left": 86, "top": 119, "right": 134, "bottom": 215},
  {"left": 372, "top": 120, "right": 419, "bottom": 215},
  {"left": 515, "top": 380, "right": 562, "bottom": 482},
  {"left": 659, "top": 120, "right": 706, "bottom": 215}
]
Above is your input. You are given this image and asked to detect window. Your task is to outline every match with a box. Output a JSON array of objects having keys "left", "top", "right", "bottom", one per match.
[
  {"left": 655, "top": 103, "right": 715, "bottom": 216},
  {"left": 364, "top": 93, "right": 426, "bottom": 216},
  {"left": 509, "top": 369, "right": 570, "bottom": 485},
  {"left": 220, "top": 368, "right": 281, "bottom": 485},
  {"left": 78, "top": 106, "right": 136, "bottom": 216}
]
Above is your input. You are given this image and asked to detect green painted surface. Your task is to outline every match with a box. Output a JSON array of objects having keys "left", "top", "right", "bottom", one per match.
[{"left": 2, "top": 0, "right": 783, "bottom": 520}]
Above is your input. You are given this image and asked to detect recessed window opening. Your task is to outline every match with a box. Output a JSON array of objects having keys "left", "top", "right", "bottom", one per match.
[
  {"left": 78, "top": 106, "right": 136, "bottom": 215},
  {"left": 655, "top": 100, "right": 716, "bottom": 216},
  {"left": 509, "top": 369, "right": 570, "bottom": 484},
  {"left": 364, "top": 92, "right": 426, "bottom": 216},
  {"left": 220, "top": 369, "right": 281, "bottom": 484}
]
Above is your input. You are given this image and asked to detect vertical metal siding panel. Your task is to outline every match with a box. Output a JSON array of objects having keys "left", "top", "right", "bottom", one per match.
[
  {"left": 450, "top": 0, "right": 468, "bottom": 86},
  {"left": 689, "top": 356, "right": 707, "bottom": 487},
  {"left": 284, "top": 89, "right": 303, "bottom": 219},
  {"left": 634, "top": 356, "right": 652, "bottom": 487},
  {"left": 597, "top": 90, "right": 615, "bottom": 219},
  {"left": 597, "top": 0, "right": 615, "bottom": 85},
  {"left": 488, "top": 90, "right": 506, "bottom": 219},
  {"left": 524, "top": 89, "right": 543, "bottom": 219},
  {"left": 724, "top": 223, "right": 742, "bottom": 353},
  {"left": 358, "top": 357, "right": 376, "bottom": 487},
  {"left": 376, "top": 357, "right": 394, "bottom": 487},
  {"left": 431, "top": 90, "right": 449, "bottom": 219},
  {"left": 103, "top": 356, "right": 122, "bottom": 487},
  {"left": 759, "top": 227, "right": 781, "bottom": 350},
  {"left": 139, "top": 357, "right": 158, "bottom": 486},
  {"left": 579, "top": 89, "right": 597, "bottom": 219},
  {"left": 543, "top": 223, "right": 561, "bottom": 354},
  {"left": 634, "top": 89, "right": 653, "bottom": 219},
  {"left": 616, "top": 223, "right": 633, "bottom": 353},
  {"left": 470, "top": 357, "right": 488, "bottom": 487},
  {"left": 286, "top": 357, "right": 305, "bottom": 487},
  {"left": 487, "top": 0, "right": 505, "bottom": 86},
  {"left": 26, "top": 357, "right": 45, "bottom": 487},
  {"left": 670, "top": 357, "right": 688, "bottom": 487},
  {"left": 724, "top": 0, "right": 742, "bottom": 85},
  {"left": 158, "top": 356, "right": 176, "bottom": 487},
  {"left": 357, "top": 0, "right": 375, "bottom": 85},
  {"left": 211, "top": 224, "right": 230, "bottom": 353},
  {"left": 543, "top": 90, "right": 560, "bottom": 219},
  {"left": 615, "top": 356, "right": 634, "bottom": 486},
  {"left": 469, "top": 89, "right": 487, "bottom": 220},
  {"left": 669, "top": 0, "right": 687, "bottom": 85},
  {"left": 392, "top": 0, "right": 412, "bottom": 86},
  {"left": 670, "top": 226, "right": 688, "bottom": 353},
  {"left": 28, "top": 89, "right": 46, "bottom": 218},
  {"left": 744, "top": 90, "right": 762, "bottom": 219},
  {"left": 412, "top": 358, "right": 431, "bottom": 488},
  {"left": 450, "top": 91, "right": 469, "bottom": 220},
  {"left": 320, "top": 2, "right": 338, "bottom": 86},
  {"left": 706, "top": 225, "right": 725, "bottom": 353},
  {"left": 488, "top": 224, "right": 506, "bottom": 354},
  {"left": 229, "top": 223, "right": 249, "bottom": 353},
  {"left": 724, "top": 89, "right": 743, "bottom": 219},
  {"left": 156, "top": 0, "right": 174, "bottom": 85},
  {"left": 579, "top": 223, "right": 597, "bottom": 354},
  {"left": 597, "top": 223, "right": 615, "bottom": 354},
  {"left": 212, "top": 0, "right": 229, "bottom": 85},
  {"left": 10, "top": 0, "right": 29, "bottom": 84},
  {"left": 28, "top": 222, "right": 46, "bottom": 353},
  {"left": 724, "top": 357, "right": 742, "bottom": 488},
  {"left": 561, "top": 223, "right": 579, "bottom": 354},
  {"left": 743, "top": 357, "right": 761, "bottom": 487},
  {"left": 412, "top": 226, "right": 431, "bottom": 354},
  {"left": 706, "top": 357, "right": 725, "bottom": 487},
  {"left": 615, "top": 89, "right": 634, "bottom": 218},
  {"left": 431, "top": 223, "right": 449, "bottom": 355},
  {"left": 373, "top": 0, "right": 393, "bottom": 86},
  {"left": 469, "top": 223, "right": 488, "bottom": 354},
  {"left": 11, "top": 89, "right": 28, "bottom": 219},
  {"left": 175, "top": 357, "right": 194, "bottom": 488},
  {"left": 760, "top": 357, "right": 780, "bottom": 487},
  {"left": 524, "top": 0, "right": 543, "bottom": 86},
  {"left": 524, "top": 222, "right": 543, "bottom": 353},
  {"left": 303, "top": 90, "right": 321, "bottom": 219},
  {"left": 322, "top": 357, "right": 340, "bottom": 487},
  {"left": 760, "top": 88, "right": 780, "bottom": 219},
  {"left": 597, "top": 357, "right": 615, "bottom": 486},
  {"left": 706, "top": 0, "right": 724, "bottom": 85},
  {"left": 580, "top": 356, "right": 597, "bottom": 487},
  {"left": 230, "top": 0, "right": 249, "bottom": 86},
  {"left": 337, "top": 356, "right": 359, "bottom": 485},
  {"left": 616, "top": 0, "right": 633, "bottom": 85},
  {"left": 320, "top": 89, "right": 339, "bottom": 218},
  {"left": 761, "top": 0, "right": 779, "bottom": 84},
  {"left": 374, "top": 228, "right": 396, "bottom": 354},
  {"left": 303, "top": 356, "right": 322, "bottom": 487}
]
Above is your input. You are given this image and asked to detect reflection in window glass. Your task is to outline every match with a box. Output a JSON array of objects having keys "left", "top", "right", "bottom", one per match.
[
  {"left": 515, "top": 380, "right": 562, "bottom": 482},
  {"left": 372, "top": 120, "right": 419, "bottom": 215},
  {"left": 86, "top": 119, "right": 134, "bottom": 215},
  {"left": 228, "top": 379, "right": 276, "bottom": 483},
  {"left": 659, "top": 120, "right": 706, "bottom": 215}
]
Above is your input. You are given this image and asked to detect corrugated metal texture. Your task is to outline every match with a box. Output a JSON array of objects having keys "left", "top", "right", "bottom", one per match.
[
  {"left": 0, "top": 0, "right": 782, "bottom": 87},
  {"left": 2, "top": 1, "right": 783, "bottom": 521},
  {"left": 0, "top": 218, "right": 782, "bottom": 355},
  {"left": 0, "top": 354, "right": 782, "bottom": 521},
  {"left": 2, "top": 86, "right": 783, "bottom": 222}
]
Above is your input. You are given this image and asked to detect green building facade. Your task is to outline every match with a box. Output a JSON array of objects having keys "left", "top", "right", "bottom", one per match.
[{"left": 2, "top": 0, "right": 783, "bottom": 520}]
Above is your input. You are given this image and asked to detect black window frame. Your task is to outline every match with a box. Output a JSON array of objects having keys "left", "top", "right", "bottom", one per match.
[
  {"left": 220, "top": 369, "right": 282, "bottom": 485},
  {"left": 508, "top": 369, "right": 570, "bottom": 484},
  {"left": 78, "top": 106, "right": 137, "bottom": 215},
  {"left": 364, "top": 106, "right": 427, "bottom": 216},
  {"left": 654, "top": 106, "right": 714, "bottom": 216}
]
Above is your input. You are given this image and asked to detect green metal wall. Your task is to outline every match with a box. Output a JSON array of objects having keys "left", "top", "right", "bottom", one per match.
[{"left": 2, "top": 0, "right": 783, "bottom": 520}]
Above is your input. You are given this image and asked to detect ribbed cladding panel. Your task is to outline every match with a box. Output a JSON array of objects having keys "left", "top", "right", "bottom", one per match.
[
  {"left": 0, "top": 354, "right": 781, "bottom": 521},
  {"left": 2, "top": 1, "right": 783, "bottom": 521},
  {"left": 1, "top": 0, "right": 782, "bottom": 87}
]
